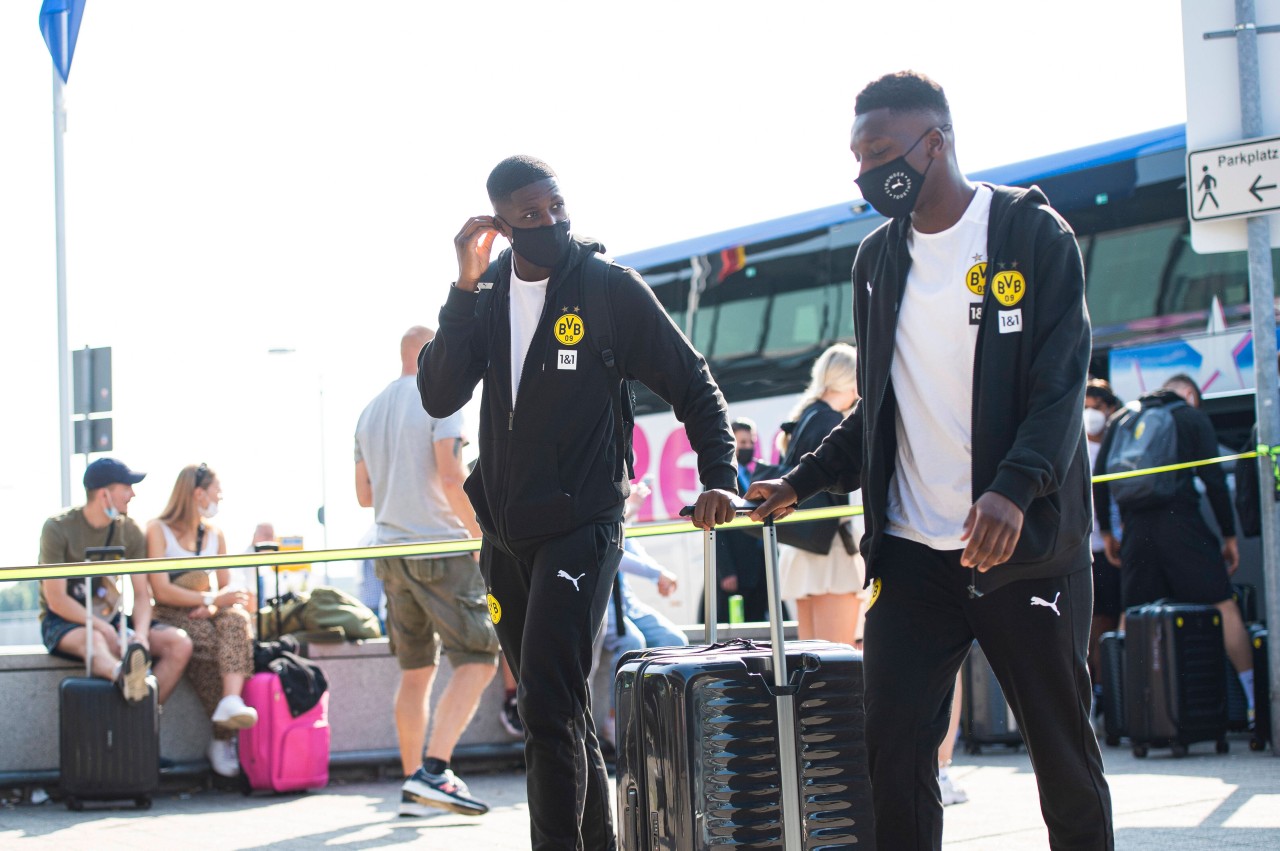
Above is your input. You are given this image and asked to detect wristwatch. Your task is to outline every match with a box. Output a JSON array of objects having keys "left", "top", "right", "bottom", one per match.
[{"left": 202, "top": 592, "right": 214, "bottom": 607}]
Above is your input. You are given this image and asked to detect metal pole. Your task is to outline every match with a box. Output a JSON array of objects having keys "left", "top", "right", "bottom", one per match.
[
  {"left": 52, "top": 66, "right": 72, "bottom": 508},
  {"left": 318, "top": 371, "right": 329, "bottom": 582},
  {"left": 1233, "top": 0, "right": 1280, "bottom": 756},
  {"left": 760, "top": 517, "right": 802, "bottom": 849}
]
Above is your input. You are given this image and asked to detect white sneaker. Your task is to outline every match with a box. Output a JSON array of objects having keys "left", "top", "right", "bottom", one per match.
[
  {"left": 939, "top": 773, "right": 969, "bottom": 806},
  {"left": 212, "top": 695, "right": 258, "bottom": 730},
  {"left": 207, "top": 738, "right": 240, "bottom": 778}
]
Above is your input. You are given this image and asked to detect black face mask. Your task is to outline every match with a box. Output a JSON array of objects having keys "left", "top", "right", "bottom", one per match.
[
  {"left": 499, "top": 217, "right": 572, "bottom": 270},
  {"left": 736, "top": 448, "right": 755, "bottom": 467},
  {"left": 854, "top": 127, "right": 938, "bottom": 219}
]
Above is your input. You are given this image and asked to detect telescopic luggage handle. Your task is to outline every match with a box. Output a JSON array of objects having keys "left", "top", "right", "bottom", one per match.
[
  {"left": 82, "top": 546, "right": 127, "bottom": 678},
  {"left": 680, "top": 499, "right": 803, "bottom": 850},
  {"left": 679, "top": 501, "right": 768, "bottom": 645},
  {"left": 254, "top": 541, "right": 282, "bottom": 639}
]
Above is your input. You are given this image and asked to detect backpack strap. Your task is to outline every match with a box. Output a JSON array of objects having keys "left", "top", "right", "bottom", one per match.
[{"left": 581, "top": 254, "right": 636, "bottom": 481}]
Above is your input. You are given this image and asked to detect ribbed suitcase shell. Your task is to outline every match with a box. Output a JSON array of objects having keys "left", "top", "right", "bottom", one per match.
[
  {"left": 239, "top": 671, "right": 330, "bottom": 792},
  {"left": 59, "top": 675, "right": 159, "bottom": 806},
  {"left": 1099, "top": 631, "right": 1125, "bottom": 746},
  {"left": 961, "top": 641, "right": 1021, "bottom": 753},
  {"left": 615, "top": 639, "right": 873, "bottom": 850},
  {"left": 1123, "top": 602, "right": 1227, "bottom": 756}
]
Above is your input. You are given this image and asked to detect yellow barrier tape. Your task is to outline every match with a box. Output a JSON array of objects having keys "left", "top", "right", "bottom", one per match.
[{"left": 3, "top": 450, "right": 1261, "bottom": 582}]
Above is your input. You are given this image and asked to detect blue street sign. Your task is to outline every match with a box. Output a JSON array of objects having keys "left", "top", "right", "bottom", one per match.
[{"left": 39, "top": 0, "right": 87, "bottom": 83}]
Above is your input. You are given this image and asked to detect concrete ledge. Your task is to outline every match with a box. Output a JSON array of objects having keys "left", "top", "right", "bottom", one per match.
[{"left": 0, "top": 621, "right": 795, "bottom": 779}]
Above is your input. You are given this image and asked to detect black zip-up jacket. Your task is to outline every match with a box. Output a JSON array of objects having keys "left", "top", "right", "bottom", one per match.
[
  {"left": 783, "top": 184, "right": 1093, "bottom": 592},
  {"left": 419, "top": 235, "right": 737, "bottom": 548},
  {"left": 1092, "top": 389, "right": 1235, "bottom": 536}
]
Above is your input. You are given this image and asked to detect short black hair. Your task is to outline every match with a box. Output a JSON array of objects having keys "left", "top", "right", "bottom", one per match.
[
  {"left": 1086, "top": 377, "right": 1121, "bottom": 409},
  {"left": 487, "top": 155, "right": 557, "bottom": 204},
  {"left": 1163, "top": 373, "right": 1204, "bottom": 407},
  {"left": 855, "top": 71, "right": 951, "bottom": 122},
  {"left": 731, "top": 417, "right": 757, "bottom": 434}
]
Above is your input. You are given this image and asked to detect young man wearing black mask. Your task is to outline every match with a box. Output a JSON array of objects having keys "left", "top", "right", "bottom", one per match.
[
  {"left": 419, "top": 155, "right": 738, "bottom": 850},
  {"left": 749, "top": 72, "right": 1114, "bottom": 850}
]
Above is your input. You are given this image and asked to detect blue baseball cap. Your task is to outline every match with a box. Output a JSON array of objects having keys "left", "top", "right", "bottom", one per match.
[{"left": 83, "top": 458, "right": 146, "bottom": 490}]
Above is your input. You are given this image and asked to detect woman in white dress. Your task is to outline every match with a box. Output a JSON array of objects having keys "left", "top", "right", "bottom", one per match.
[{"left": 777, "top": 343, "right": 865, "bottom": 645}]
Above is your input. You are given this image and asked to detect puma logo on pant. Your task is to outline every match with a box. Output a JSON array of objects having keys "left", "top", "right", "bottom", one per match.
[
  {"left": 1030, "top": 592, "right": 1061, "bottom": 616},
  {"left": 557, "top": 570, "right": 586, "bottom": 592}
]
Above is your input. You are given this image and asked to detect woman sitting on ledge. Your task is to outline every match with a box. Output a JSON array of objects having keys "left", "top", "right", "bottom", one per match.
[{"left": 146, "top": 463, "right": 257, "bottom": 778}]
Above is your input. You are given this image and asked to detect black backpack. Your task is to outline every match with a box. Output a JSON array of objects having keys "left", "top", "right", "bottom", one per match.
[{"left": 1104, "top": 394, "right": 1184, "bottom": 508}]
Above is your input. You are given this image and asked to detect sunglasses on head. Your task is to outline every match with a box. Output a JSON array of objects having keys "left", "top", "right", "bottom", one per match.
[{"left": 194, "top": 462, "right": 210, "bottom": 489}]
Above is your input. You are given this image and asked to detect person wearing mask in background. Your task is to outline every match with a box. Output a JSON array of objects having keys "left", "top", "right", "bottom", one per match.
[
  {"left": 145, "top": 463, "right": 257, "bottom": 778},
  {"left": 1096, "top": 373, "right": 1256, "bottom": 727},
  {"left": 704, "top": 418, "right": 769, "bottom": 624},
  {"left": 421, "top": 155, "right": 737, "bottom": 850},
  {"left": 355, "top": 326, "right": 499, "bottom": 817},
  {"left": 38, "top": 458, "right": 193, "bottom": 708},
  {"left": 1083, "top": 378, "right": 1122, "bottom": 716},
  {"left": 776, "top": 343, "right": 863, "bottom": 645},
  {"left": 748, "top": 72, "right": 1112, "bottom": 849}
]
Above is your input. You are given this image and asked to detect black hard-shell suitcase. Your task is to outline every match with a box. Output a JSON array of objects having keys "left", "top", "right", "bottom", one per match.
[
  {"left": 1249, "top": 624, "right": 1270, "bottom": 751},
  {"left": 1098, "top": 631, "right": 1125, "bottom": 746},
  {"left": 961, "top": 640, "right": 1022, "bottom": 754},
  {"left": 615, "top": 506, "right": 875, "bottom": 850},
  {"left": 1123, "top": 601, "right": 1228, "bottom": 758},
  {"left": 59, "top": 557, "right": 159, "bottom": 810}
]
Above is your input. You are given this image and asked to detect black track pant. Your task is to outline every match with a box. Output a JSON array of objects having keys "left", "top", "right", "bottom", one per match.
[
  {"left": 481, "top": 522, "right": 623, "bottom": 851},
  {"left": 864, "top": 535, "right": 1113, "bottom": 851}
]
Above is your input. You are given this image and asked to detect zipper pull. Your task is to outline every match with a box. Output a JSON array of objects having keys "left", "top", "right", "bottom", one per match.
[
  {"left": 967, "top": 566, "right": 984, "bottom": 599},
  {"left": 508, "top": 411, "right": 514, "bottom": 431}
]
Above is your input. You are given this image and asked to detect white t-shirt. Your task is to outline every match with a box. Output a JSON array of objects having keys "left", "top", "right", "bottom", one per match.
[
  {"left": 354, "top": 376, "right": 468, "bottom": 549},
  {"left": 509, "top": 258, "right": 549, "bottom": 405},
  {"left": 885, "top": 185, "right": 993, "bottom": 550}
]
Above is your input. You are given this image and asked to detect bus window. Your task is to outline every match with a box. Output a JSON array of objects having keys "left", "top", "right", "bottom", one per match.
[
  {"left": 764, "top": 288, "right": 827, "bottom": 356},
  {"left": 830, "top": 280, "right": 856, "bottom": 343},
  {"left": 1085, "top": 221, "right": 1183, "bottom": 327},
  {"left": 712, "top": 296, "right": 769, "bottom": 359},
  {"left": 1159, "top": 235, "right": 1276, "bottom": 317}
]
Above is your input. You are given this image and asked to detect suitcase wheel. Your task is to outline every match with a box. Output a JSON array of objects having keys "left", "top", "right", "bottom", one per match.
[
  {"left": 1249, "top": 736, "right": 1266, "bottom": 752},
  {"left": 963, "top": 742, "right": 982, "bottom": 755},
  {"left": 1132, "top": 745, "right": 1148, "bottom": 758},
  {"left": 1170, "top": 743, "right": 1188, "bottom": 758},
  {"left": 136, "top": 797, "right": 152, "bottom": 810},
  {"left": 1104, "top": 735, "right": 1120, "bottom": 748},
  {"left": 1215, "top": 739, "right": 1230, "bottom": 755}
]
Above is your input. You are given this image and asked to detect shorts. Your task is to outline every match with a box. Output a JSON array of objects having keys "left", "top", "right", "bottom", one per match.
[
  {"left": 1120, "top": 506, "right": 1234, "bottom": 609},
  {"left": 1090, "top": 550, "right": 1122, "bottom": 619},
  {"left": 41, "top": 611, "right": 124, "bottom": 658},
  {"left": 377, "top": 555, "right": 499, "bottom": 671}
]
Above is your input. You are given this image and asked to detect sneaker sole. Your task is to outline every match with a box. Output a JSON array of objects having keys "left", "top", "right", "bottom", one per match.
[
  {"left": 213, "top": 711, "right": 258, "bottom": 731},
  {"left": 398, "top": 799, "right": 446, "bottom": 818},
  {"left": 401, "top": 787, "right": 489, "bottom": 817},
  {"left": 121, "top": 646, "right": 150, "bottom": 704}
]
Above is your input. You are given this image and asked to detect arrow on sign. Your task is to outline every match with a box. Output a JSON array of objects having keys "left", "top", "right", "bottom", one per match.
[{"left": 1251, "top": 175, "right": 1278, "bottom": 203}]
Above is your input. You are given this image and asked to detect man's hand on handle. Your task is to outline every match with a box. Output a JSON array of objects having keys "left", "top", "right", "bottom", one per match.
[
  {"left": 689, "top": 488, "right": 738, "bottom": 530},
  {"left": 454, "top": 216, "right": 502, "bottom": 292},
  {"left": 744, "top": 479, "right": 799, "bottom": 523},
  {"left": 960, "top": 491, "right": 1024, "bottom": 572}
]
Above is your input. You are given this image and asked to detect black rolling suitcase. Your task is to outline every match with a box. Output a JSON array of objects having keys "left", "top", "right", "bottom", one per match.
[
  {"left": 1098, "top": 631, "right": 1125, "bottom": 746},
  {"left": 59, "top": 549, "right": 159, "bottom": 810},
  {"left": 1230, "top": 583, "right": 1258, "bottom": 624},
  {"left": 1249, "top": 624, "right": 1270, "bottom": 751},
  {"left": 960, "top": 640, "right": 1022, "bottom": 754},
  {"left": 615, "top": 504, "right": 874, "bottom": 850},
  {"left": 1123, "top": 601, "right": 1228, "bottom": 758}
]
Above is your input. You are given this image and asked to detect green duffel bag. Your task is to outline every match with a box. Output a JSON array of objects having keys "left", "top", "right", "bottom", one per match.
[{"left": 259, "top": 586, "right": 382, "bottom": 641}]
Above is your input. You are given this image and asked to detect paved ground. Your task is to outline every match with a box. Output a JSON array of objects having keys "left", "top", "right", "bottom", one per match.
[{"left": 2, "top": 737, "right": 1277, "bottom": 849}]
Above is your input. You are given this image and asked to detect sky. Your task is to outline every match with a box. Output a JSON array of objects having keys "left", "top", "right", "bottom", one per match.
[{"left": 0, "top": 1, "right": 1190, "bottom": 573}]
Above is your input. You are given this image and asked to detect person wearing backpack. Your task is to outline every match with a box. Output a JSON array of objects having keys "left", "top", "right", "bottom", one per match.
[
  {"left": 420, "top": 155, "right": 737, "bottom": 851},
  {"left": 1094, "top": 373, "right": 1256, "bottom": 725}
]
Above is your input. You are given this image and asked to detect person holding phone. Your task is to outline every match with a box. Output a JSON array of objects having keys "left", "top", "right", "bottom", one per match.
[{"left": 419, "top": 155, "right": 738, "bottom": 850}]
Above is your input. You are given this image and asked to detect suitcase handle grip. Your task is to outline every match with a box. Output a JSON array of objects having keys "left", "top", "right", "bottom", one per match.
[{"left": 678, "top": 499, "right": 765, "bottom": 518}]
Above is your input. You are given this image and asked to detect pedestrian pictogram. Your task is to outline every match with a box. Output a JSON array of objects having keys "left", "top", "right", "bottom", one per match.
[{"left": 1187, "top": 135, "right": 1280, "bottom": 222}]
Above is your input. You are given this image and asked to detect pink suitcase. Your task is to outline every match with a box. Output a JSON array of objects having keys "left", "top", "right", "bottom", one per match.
[{"left": 239, "top": 671, "right": 330, "bottom": 793}]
